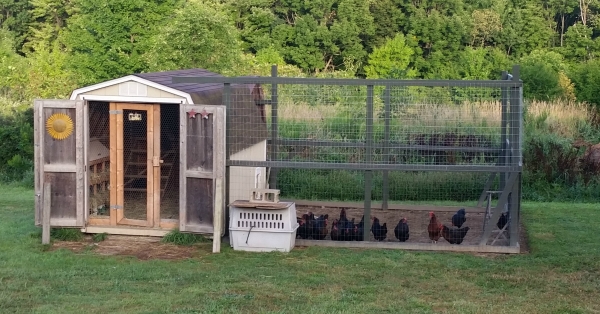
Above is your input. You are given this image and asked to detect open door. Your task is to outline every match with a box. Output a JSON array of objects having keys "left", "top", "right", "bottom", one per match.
[
  {"left": 179, "top": 105, "right": 225, "bottom": 233},
  {"left": 34, "top": 100, "right": 85, "bottom": 227}
]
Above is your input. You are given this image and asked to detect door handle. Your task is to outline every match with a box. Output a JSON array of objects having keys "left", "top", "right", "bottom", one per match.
[{"left": 152, "top": 156, "right": 163, "bottom": 167}]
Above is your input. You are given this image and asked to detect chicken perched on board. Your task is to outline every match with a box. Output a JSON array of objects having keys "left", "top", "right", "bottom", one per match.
[
  {"left": 371, "top": 216, "right": 388, "bottom": 241},
  {"left": 428, "top": 212, "right": 443, "bottom": 243},
  {"left": 441, "top": 225, "right": 470, "bottom": 244},
  {"left": 394, "top": 217, "right": 410, "bottom": 242},
  {"left": 452, "top": 208, "right": 466, "bottom": 228}
]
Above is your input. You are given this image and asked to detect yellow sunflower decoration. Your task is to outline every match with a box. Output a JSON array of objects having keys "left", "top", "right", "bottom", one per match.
[{"left": 46, "top": 113, "right": 74, "bottom": 140}]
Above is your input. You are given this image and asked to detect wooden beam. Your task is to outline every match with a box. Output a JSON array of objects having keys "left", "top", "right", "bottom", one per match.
[
  {"left": 282, "top": 199, "right": 488, "bottom": 213},
  {"left": 82, "top": 226, "right": 170, "bottom": 237},
  {"left": 42, "top": 183, "right": 51, "bottom": 245},
  {"left": 43, "top": 164, "right": 77, "bottom": 173},
  {"left": 109, "top": 102, "right": 118, "bottom": 226},
  {"left": 295, "top": 239, "right": 521, "bottom": 254},
  {"left": 153, "top": 105, "right": 161, "bottom": 228},
  {"left": 213, "top": 178, "right": 223, "bottom": 253}
]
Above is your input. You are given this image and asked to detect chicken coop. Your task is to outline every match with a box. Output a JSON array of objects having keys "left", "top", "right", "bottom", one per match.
[
  {"left": 34, "top": 68, "right": 267, "bottom": 239},
  {"left": 173, "top": 65, "right": 525, "bottom": 254}
]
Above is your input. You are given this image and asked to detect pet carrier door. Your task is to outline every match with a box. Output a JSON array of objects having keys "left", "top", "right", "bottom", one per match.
[
  {"left": 179, "top": 105, "right": 226, "bottom": 233},
  {"left": 109, "top": 103, "right": 161, "bottom": 227},
  {"left": 34, "top": 100, "right": 85, "bottom": 227}
]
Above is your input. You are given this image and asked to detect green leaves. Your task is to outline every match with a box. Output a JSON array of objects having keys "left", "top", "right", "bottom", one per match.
[{"left": 364, "top": 33, "right": 415, "bottom": 79}]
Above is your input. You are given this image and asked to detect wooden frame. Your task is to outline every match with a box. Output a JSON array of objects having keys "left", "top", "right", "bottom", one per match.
[{"left": 179, "top": 105, "right": 226, "bottom": 234}]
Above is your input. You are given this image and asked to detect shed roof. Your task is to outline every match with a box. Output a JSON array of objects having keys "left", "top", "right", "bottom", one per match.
[{"left": 134, "top": 68, "right": 224, "bottom": 96}]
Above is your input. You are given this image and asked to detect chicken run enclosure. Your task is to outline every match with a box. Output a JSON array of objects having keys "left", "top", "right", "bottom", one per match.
[{"left": 174, "top": 65, "right": 524, "bottom": 254}]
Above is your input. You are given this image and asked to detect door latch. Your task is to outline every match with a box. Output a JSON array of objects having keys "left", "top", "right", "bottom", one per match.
[{"left": 152, "top": 156, "right": 164, "bottom": 167}]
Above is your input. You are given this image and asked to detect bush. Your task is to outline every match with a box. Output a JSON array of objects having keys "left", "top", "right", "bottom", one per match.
[{"left": 0, "top": 101, "right": 34, "bottom": 183}]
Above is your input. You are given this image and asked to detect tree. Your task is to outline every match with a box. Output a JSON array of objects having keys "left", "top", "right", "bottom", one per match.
[
  {"left": 23, "top": 0, "right": 75, "bottom": 53},
  {"left": 470, "top": 9, "right": 501, "bottom": 47},
  {"left": 364, "top": 33, "right": 415, "bottom": 79},
  {"left": 145, "top": 0, "right": 243, "bottom": 74}
]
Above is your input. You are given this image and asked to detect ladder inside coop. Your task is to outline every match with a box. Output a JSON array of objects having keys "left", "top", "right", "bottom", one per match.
[{"left": 123, "top": 137, "right": 176, "bottom": 198}]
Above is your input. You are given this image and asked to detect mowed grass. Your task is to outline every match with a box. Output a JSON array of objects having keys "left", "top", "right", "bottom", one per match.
[{"left": 1, "top": 185, "right": 599, "bottom": 313}]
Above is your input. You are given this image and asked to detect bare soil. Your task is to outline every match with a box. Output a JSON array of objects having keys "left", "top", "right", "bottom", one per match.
[{"left": 51, "top": 235, "right": 210, "bottom": 260}]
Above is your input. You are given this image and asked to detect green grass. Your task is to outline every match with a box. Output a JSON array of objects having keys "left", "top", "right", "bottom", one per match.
[
  {"left": 162, "top": 229, "right": 208, "bottom": 245},
  {"left": 1, "top": 185, "right": 599, "bottom": 313}
]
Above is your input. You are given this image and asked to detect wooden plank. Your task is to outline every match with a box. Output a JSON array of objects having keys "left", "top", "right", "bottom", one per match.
[
  {"left": 43, "top": 164, "right": 77, "bottom": 172},
  {"left": 479, "top": 172, "right": 517, "bottom": 245},
  {"left": 87, "top": 217, "right": 111, "bottom": 226},
  {"left": 283, "top": 199, "right": 487, "bottom": 213},
  {"left": 179, "top": 105, "right": 188, "bottom": 231},
  {"left": 37, "top": 100, "right": 78, "bottom": 108},
  {"left": 186, "top": 178, "right": 213, "bottom": 226},
  {"left": 76, "top": 101, "right": 84, "bottom": 226},
  {"left": 119, "top": 218, "right": 149, "bottom": 227},
  {"left": 42, "top": 183, "right": 51, "bottom": 244},
  {"left": 184, "top": 170, "right": 213, "bottom": 179},
  {"left": 187, "top": 109, "right": 213, "bottom": 172},
  {"left": 212, "top": 178, "right": 223, "bottom": 253},
  {"left": 83, "top": 226, "right": 170, "bottom": 237},
  {"left": 159, "top": 220, "right": 178, "bottom": 230},
  {"left": 294, "top": 239, "right": 521, "bottom": 254},
  {"left": 83, "top": 101, "right": 90, "bottom": 224},
  {"left": 215, "top": 107, "right": 226, "bottom": 237},
  {"left": 43, "top": 107, "right": 77, "bottom": 165},
  {"left": 34, "top": 100, "right": 42, "bottom": 226},
  {"left": 44, "top": 172, "right": 77, "bottom": 223},
  {"left": 146, "top": 105, "right": 154, "bottom": 226},
  {"left": 153, "top": 104, "right": 161, "bottom": 228},
  {"left": 115, "top": 103, "right": 124, "bottom": 224}
]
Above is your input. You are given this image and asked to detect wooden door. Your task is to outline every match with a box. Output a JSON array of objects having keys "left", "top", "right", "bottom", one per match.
[
  {"left": 109, "top": 103, "right": 160, "bottom": 227},
  {"left": 34, "top": 100, "right": 85, "bottom": 227},
  {"left": 179, "top": 105, "right": 225, "bottom": 233}
]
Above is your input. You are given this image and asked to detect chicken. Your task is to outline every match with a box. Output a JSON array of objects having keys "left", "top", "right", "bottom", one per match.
[
  {"left": 441, "top": 225, "right": 470, "bottom": 244},
  {"left": 354, "top": 215, "right": 365, "bottom": 241},
  {"left": 452, "top": 208, "right": 466, "bottom": 228},
  {"left": 338, "top": 208, "right": 353, "bottom": 241},
  {"left": 330, "top": 219, "right": 340, "bottom": 241},
  {"left": 497, "top": 212, "right": 508, "bottom": 230},
  {"left": 371, "top": 216, "right": 387, "bottom": 241},
  {"left": 311, "top": 214, "right": 329, "bottom": 240},
  {"left": 427, "top": 211, "right": 443, "bottom": 243},
  {"left": 394, "top": 217, "right": 409, "bottom": 242},
  {"left": 296, "top": 214, "right": 310, "bottom": 239}
]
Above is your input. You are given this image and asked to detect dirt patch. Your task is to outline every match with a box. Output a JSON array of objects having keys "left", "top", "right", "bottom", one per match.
[
  {"left": 296, "top": 205, "right": 521, "bottom": 248},
  {"left": 51, "top": 235, "right": 209, "bottom": 260}
]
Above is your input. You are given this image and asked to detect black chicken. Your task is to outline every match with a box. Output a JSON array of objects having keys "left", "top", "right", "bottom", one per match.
[
  {"left": 441, "top": 225, "right": 470, "bottom": 244},
  {"left": 394, "top": 217, "right": 409, "bottom": 242},
  {"left": 311, "top": 214, "right": 329, "bottom": 240},
  {"left": 296, "top": 214, "right": 310, "bottom": 239},
  {"left": 497, "top": 212, "right": 508, "bottom": 230},
  {"left": 452, "top": 208, "right": 466, "bottom": 228},
  {"left": 338, "top": 208, "right": 353, "bottom": 241},
  {"left": 354, "top": 215, "right": 365, "bottom": 241},
  {"left": 331, "top": 219, "right": 340, "bottom": 241},
  {"left": 371, "top": 217, "right": 387, "bottom": 241}
]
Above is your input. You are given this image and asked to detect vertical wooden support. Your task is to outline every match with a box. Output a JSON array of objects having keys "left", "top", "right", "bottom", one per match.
[
  {"left": 381, "top": 86, "right": 391, "bottom": 211},
  {"left": 213, "top": 177, "right": 223, "bottom": 253},
  {"left": 223, "top": 83, "right": 231, "bottom": 243},
  {"left": 109, "top": 103, "right": 118, "bottom": 225},
  {"left": 75, "top": 102, "right": 85, "bottom": 226},
  {"left": 42, "top": 183, "right": 51, "bottom": 244},
  {"left": 153, "top": 105, "right": 161, "bottom": 227},
  {"left": 268, "top": 65, "right": 278, "bottom": 189},
  {"left": 363, "top": 85, "right": 374, "bottom": 241}
]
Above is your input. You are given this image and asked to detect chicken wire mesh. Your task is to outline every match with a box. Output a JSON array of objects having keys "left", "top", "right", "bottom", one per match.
[
  {"left": 88, "top": 102, "right": 110, "bottom": 217},
  {"left": 174, "top": 67, "right": 523, "bottom": 250}
]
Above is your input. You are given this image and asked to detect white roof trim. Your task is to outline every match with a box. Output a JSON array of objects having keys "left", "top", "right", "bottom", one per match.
[
  {"left": 76, "top": 95, "right": 186, "bottom": 104},
  {"left": 69, "top": 75, "right": 194, "bottom": 104}
]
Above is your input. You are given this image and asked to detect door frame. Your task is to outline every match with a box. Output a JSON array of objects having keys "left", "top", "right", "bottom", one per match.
[{"left": 108, "top": 102, "right": 161, "bottom": 227}]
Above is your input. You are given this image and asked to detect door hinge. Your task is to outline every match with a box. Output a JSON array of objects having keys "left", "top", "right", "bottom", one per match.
[{"left": 109, "top": 110, "right": 123, "bottom": 115}]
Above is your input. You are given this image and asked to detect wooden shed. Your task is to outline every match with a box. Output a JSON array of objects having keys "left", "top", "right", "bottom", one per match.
[{"left": 34, "top": 68, "right": 268, "bottom": 237}]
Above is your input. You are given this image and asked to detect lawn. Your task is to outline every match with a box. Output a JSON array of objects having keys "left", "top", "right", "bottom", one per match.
[{"left": 1, "top": 185, "right": 599, "bottom": 314}]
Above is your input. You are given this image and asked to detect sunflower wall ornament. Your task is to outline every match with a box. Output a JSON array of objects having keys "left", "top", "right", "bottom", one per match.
[{"left": 46, "top": 113, "right": 74, "bottom": 140}]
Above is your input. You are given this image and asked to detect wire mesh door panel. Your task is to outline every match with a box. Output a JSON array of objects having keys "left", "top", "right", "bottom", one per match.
[{"left": 112, "top": 103, "right": 158, "bottom": 227}]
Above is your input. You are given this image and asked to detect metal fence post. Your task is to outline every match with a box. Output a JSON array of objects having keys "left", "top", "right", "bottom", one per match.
[
  {"left": 500, "top": 71, "right": 509, "bottom": 192},
  {"left": 382, "top": 86, "right": 391, "bottom": 211},
  {"left": 364, "top": 85, "right": 374, "bottom": 240},
  {"left": 269, "top": 65, "right": 279, "bottom": 189},
  {"left": 509, "top": 65, "right": 522, "bottom": 247}
]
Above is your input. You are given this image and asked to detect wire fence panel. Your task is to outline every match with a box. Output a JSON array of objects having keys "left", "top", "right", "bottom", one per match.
[{"left": 173, "top": 67, "right": 523, "bottom": 251}]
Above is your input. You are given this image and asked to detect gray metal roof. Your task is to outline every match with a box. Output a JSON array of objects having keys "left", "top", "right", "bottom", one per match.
[{"left": 134, "top": 68, "right": 224, "bottom": 95}]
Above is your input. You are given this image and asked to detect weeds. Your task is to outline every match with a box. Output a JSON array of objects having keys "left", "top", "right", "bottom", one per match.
[{"left": 162, "top": 229, "right": 208, "bottom": 246}]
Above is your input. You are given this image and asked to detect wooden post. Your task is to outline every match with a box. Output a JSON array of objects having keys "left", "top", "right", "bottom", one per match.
[
  {"left": 213, "top": 177, "right": 223, "bottom": 253},
  {"left": 42, "top": 182, "right": 51, "bottom": 245},
  {"left": 268, "top": 65, "right": 278, "bottom": 189},
  {"left": 382, "top": 86, "right": 391, "bottom": 211},
  {"left": 363, "top": 85, "right": 374, "bottom": 240}
]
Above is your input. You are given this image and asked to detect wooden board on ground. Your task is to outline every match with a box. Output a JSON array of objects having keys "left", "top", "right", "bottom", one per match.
[{"left": 229, "top": 200, "right": 291, "bottom": 210}]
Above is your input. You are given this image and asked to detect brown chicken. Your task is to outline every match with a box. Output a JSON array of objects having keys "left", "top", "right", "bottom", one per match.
[{"left": 427, "top": 211, "right": 443, "bottom": 243}]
